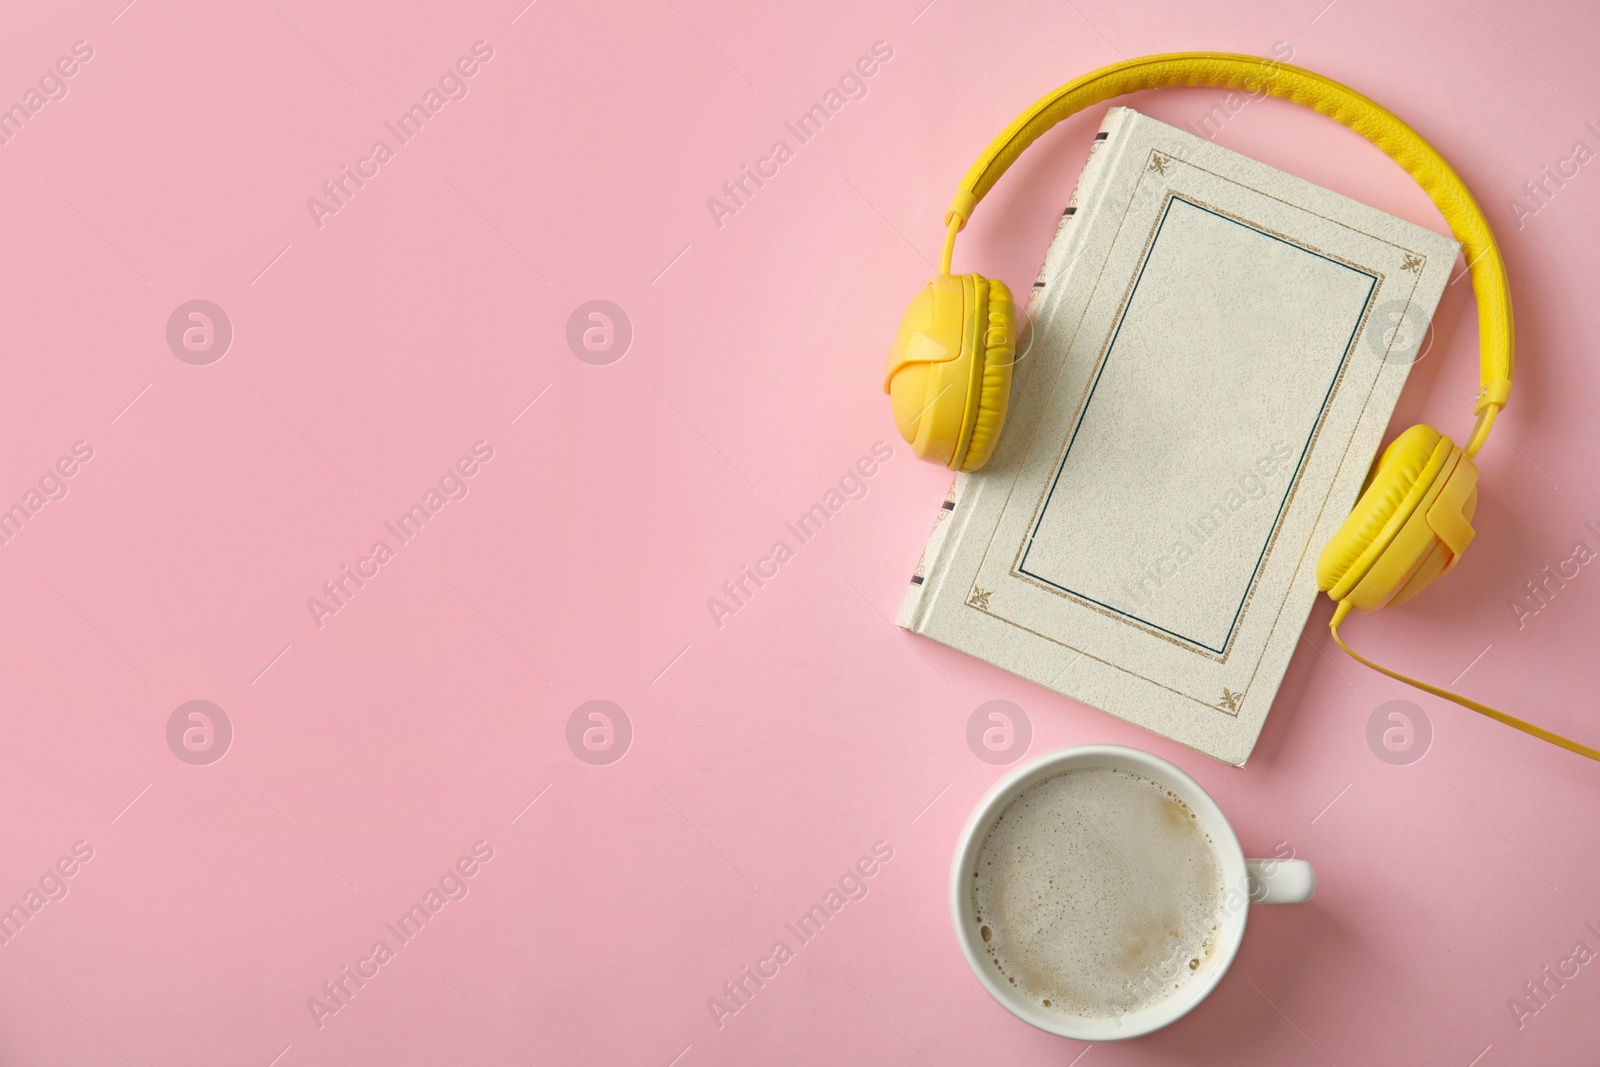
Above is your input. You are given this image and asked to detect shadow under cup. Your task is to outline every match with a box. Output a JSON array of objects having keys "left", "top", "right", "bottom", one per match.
[{"left": 950, "top": 745, "right": 1257, "bottom": 1041}]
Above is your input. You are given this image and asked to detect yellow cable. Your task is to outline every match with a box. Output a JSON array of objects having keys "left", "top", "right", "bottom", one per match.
[{"left": 1328, "top": 603, "right": 1600, "bottom": 762}]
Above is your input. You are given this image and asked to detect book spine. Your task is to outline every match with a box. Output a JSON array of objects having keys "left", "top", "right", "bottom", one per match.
[
  {"left": 894, "top": 478, "right": 961, "bottom": 631},
  {"left": 1031, "top": 106, "right": 1133, "bottom": 298},
  {"left": 896, "top": 109, "right": 1132, "bottom": 635}
]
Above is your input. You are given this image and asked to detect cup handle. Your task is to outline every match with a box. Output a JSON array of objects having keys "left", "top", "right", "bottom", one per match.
[{"left": 1246, "top": 858, "right": 1315, "bottom": 904}]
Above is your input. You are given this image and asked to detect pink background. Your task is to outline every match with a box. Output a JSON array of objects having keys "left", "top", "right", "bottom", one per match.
[{"left": 2, "top": 0, "right": 1598, "bottom": 1064}]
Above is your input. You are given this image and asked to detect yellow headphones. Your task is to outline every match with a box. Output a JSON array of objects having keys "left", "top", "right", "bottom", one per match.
[{"left": 885, "top": 52, "right": 1599, "bottom": 762}]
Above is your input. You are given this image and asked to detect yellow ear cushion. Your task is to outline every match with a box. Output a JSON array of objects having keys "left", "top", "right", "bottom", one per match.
[
  {"left": 1316, "top": 425, "right": 1446, "bottom": 594},
  {"left": 958, "top": 278, "right": 1016, "bottom": 472}
]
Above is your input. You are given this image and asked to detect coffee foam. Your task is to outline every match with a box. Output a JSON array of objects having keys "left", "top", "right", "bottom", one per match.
[{"left": 971, "top": 765, "right": 1226, "bottom": 1019}]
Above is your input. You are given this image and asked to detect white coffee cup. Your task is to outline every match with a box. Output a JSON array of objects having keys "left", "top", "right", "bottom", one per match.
[{"left": 950, "top": 744, "right": 1314, "bottom": 1040}]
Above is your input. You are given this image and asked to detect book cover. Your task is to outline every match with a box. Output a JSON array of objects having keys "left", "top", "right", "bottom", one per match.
[{"left": 896, "top": 106, "right": 1460, "bottom": 766}]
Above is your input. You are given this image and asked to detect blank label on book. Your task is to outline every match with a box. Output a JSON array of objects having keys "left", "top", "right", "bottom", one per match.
[{"left": 1020, "top": 197, "right": 1377, "bottom": 653}]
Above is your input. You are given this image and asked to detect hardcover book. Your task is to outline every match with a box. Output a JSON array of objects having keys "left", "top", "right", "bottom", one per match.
[{"left": 896, "top": 107, "right": 1460, "bottom": 765}]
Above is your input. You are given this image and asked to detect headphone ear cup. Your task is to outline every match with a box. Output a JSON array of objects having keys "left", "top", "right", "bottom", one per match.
[
  {"left": 957, "top": 277, "right": 1016, "bottom": 472},
  {"left": 883, "top": 274, "right": 973, "bottom": 468},
  {"left": 1318, "top": 426, "right": 1442, "bottom": 595},
  {"left": 1387, "top": 473, "right": 1478, "bottom": 606},
  {"left": 1317, "top": 424, "right": 1478, "bottom": 610}
]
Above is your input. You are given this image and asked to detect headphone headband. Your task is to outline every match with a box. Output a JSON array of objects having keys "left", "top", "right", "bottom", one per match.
[
  {"left": 886, "top": 55, "right": 1600, "bottom": 764},
  {"left": 940, "top": 52, "right": 1512, "bottom": 444}
]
